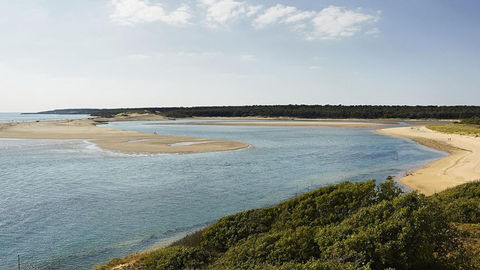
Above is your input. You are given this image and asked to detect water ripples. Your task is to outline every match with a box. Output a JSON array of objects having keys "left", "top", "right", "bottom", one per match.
[{"left": 0, "top": 122, "right": 446, "bottom": 269}]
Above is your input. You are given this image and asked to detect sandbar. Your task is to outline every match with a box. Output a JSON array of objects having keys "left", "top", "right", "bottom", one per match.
[
  {"left": 0, "top": 119, "right": 248, "bottom": 154},
  {"left": 377, "top": 126, "right": 480, "bottom": 195}
]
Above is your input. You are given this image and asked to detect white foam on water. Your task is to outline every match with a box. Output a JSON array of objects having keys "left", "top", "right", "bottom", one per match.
[
  {"left": 79, "top": 140, "right": 181, "bottom": 157},
  {"left": 79, "top": 140, "right": 147, "bottom": 157}
]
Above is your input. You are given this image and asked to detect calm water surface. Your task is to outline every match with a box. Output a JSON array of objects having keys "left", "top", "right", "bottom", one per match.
[
  {"left": 0, "top": 116, "right": 446, "bottom": 269},
  {"left": 0, "top": 113, "right": 89, "bottom": 123}
]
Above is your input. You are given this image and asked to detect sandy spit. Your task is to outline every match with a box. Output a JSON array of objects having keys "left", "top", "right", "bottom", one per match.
[
  {"left": 377, "top": 126, "right": 480, "bottom": 195},
  {"left": 0, "top": 119, "right": 248, "bottom": 154}
]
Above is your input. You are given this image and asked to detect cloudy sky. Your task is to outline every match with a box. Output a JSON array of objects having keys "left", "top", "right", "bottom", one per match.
[{"left": 1, "top": 0, "right": 479, "bottom": 112}]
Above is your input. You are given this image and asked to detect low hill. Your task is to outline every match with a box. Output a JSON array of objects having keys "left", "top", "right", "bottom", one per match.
[{"left": 98, "top": 179, "right": 480, "bottom": 270}]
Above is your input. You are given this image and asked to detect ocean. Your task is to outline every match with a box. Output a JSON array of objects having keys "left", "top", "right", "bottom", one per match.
[{"left": 0, "top": 113, "right": 89, "bottom": 123}]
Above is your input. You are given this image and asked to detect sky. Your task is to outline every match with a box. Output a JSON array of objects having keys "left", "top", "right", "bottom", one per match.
[{"left": 0, "top": 0, "right": 479, "bottom": 112}]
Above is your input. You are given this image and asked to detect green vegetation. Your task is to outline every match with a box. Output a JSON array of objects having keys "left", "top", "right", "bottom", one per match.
[
  {"left": 434, "top": 182, "right": 480, "bottom": 224},
  {"left": 98, "top": 179, "right": 480, "bottom": 270},
  {"left": 462, "top": 118, "right": 480, "bottom": 126},
  {"left": 427, "top": 123, "right": 480, "bottom": 137},
  {"left": 38, "top": 105, "right": 480, "bottom": 120}
]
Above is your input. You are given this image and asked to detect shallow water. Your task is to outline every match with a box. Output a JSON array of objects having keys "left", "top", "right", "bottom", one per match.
[{"left": 0, "top": 116, "right": 446, "bottom": 269}]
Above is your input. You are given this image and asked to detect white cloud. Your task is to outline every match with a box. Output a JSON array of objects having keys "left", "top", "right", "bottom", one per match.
[
  {"left": 109, "top": 1, "right": 380, "bottom": 40},
  {"left": 253, "top": 4, "right": 297, "bottom": 28},
  {"left": 308, "top": 6, "right": 379, "bottom": 40},
  {"left": 308, "top": 65, "right": 321, "bottom": 70},
  {"left": 110, "top": 0, "right": 191, "bottom": 26},
  {"left": 253, "top": 5, "right": 379, "bottom": 40},
  {"left": 284, "top": 11, "right": 316, "bottom": 24},
  {"left": 246, "top": 5, "right": 262, "bottom": 17},
  {"left": 198, "top": 0, "right": 262, "bottom": 26}
]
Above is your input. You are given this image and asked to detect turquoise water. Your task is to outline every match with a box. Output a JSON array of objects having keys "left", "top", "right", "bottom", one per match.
[{"left": 0, "top": 116, "right": 446, "bottom": 269}]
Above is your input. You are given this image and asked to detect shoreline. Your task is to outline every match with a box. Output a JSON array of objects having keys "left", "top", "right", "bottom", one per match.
[
  {"left": 0, "top": 119, "right": 248, "bottom": 154},
  {"left": 377, "top": 126, "right": 480, "bottom": 195},
  {"left": 0, "top": 115, "right": 396, "bottom": 154},
  {"left": 150, "top": 119, "right": 390, "bottom": 128}
]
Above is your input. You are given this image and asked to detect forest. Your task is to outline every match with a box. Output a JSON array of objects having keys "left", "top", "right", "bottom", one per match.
[
  {"left": 38, "top": 105, "right": 480, "bottom": 120},
  {"left": 98, "top": 178, "right": 480, "bottom": 270}
]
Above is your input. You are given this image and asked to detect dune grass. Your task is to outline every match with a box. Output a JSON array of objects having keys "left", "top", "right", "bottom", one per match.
[{"left": 427, "top": 123, "right": 480, "bottom": 137}]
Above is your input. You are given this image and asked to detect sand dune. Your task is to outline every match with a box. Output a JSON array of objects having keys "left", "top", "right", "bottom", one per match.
[
  {"left": 0, "top": 119, "right": 248, "bottom": 154},
  {"left": 93, "top": 113, "right": 172, "bottom": 122},
  {"left": 378, "top": 126, "right": 480, "bottom": 195}
]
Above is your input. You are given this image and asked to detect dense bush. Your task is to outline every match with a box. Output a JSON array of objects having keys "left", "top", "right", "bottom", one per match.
[
  {"left": 142, "top": 247, "right": 211, "bottom": 270},
  {"left": 101, "top": 179, "right": 480, "bottom": 270},
  {"left": 434, "top": 182, "right": 480, "bottom": 224},
  {"left": 316, "top": 193, "right": 457, "bottom": 269}
]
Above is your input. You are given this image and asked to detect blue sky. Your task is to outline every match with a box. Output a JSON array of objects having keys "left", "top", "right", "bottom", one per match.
[{"left": 0, "top": 0, "right": 479, "bottom": 112}]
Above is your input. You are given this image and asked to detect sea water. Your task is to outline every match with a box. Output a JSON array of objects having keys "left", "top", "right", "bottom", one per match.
[
  {"left": 0, "top": 116, "right": 446, "bottom": 269},
  {"left": 0, "top": 113, "right": 89, "bottom": 123}
]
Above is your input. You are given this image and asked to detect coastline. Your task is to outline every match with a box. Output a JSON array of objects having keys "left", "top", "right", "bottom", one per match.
[
  {"left": 5, "top": 115, "right": 478, "bottom": 194},
  {"left": 153, "top": 119, "right": 389, "bottom": 128},
  {"left": 0, "top": 118, "right": 248, "bottom": 154},
  {"left": 377, "top": 125, "right": 480, "bottom": 195},
  {"left": 0, "top": 116, "right": 392, "bottom": 154}
]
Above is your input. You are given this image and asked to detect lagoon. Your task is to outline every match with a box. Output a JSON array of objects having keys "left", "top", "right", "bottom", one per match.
[{"left": 0, "top": 116, "right": 445, "bottom": 269}]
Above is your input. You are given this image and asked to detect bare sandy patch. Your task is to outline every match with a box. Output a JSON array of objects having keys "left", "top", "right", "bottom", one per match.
[
  {"left": 0, "top": 119, "right": 248, "bottom": 154},
  {"left": 94, "top": 112, "right": 172, "bottom": 122}
]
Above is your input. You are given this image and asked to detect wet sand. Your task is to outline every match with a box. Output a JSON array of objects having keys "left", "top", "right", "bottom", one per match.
[{"left": 0, "top": 119, "right": 248, "bottom": 154}]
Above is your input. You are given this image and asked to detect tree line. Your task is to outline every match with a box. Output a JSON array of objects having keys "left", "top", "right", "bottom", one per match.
[{"left": 39, "top": 105, "right": 480, "bottom": 119}]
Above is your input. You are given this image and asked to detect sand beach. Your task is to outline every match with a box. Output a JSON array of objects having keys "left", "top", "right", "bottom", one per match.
[
  {"left": 0, "top": 119, "right": 248, "bottom": 154},
  {"left": 378, "top": 125, "right": 480, "bottom": 195}
]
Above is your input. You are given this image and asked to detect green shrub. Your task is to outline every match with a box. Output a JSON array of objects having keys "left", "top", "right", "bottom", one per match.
[
  {"left": 100, "top": 179, "right": 480, "bottom": 270},
  {"left": 434, "top": 181, "right": 480, "bottom": 223},
  {"left": 142, "top": 246, "right": 211, "bottom": 270},
  {"left": 316, "top": 192, "right": 457, "bottom": 269},
  {"left": 461, "top": 117, "right": 480, "bottom": 125}
]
